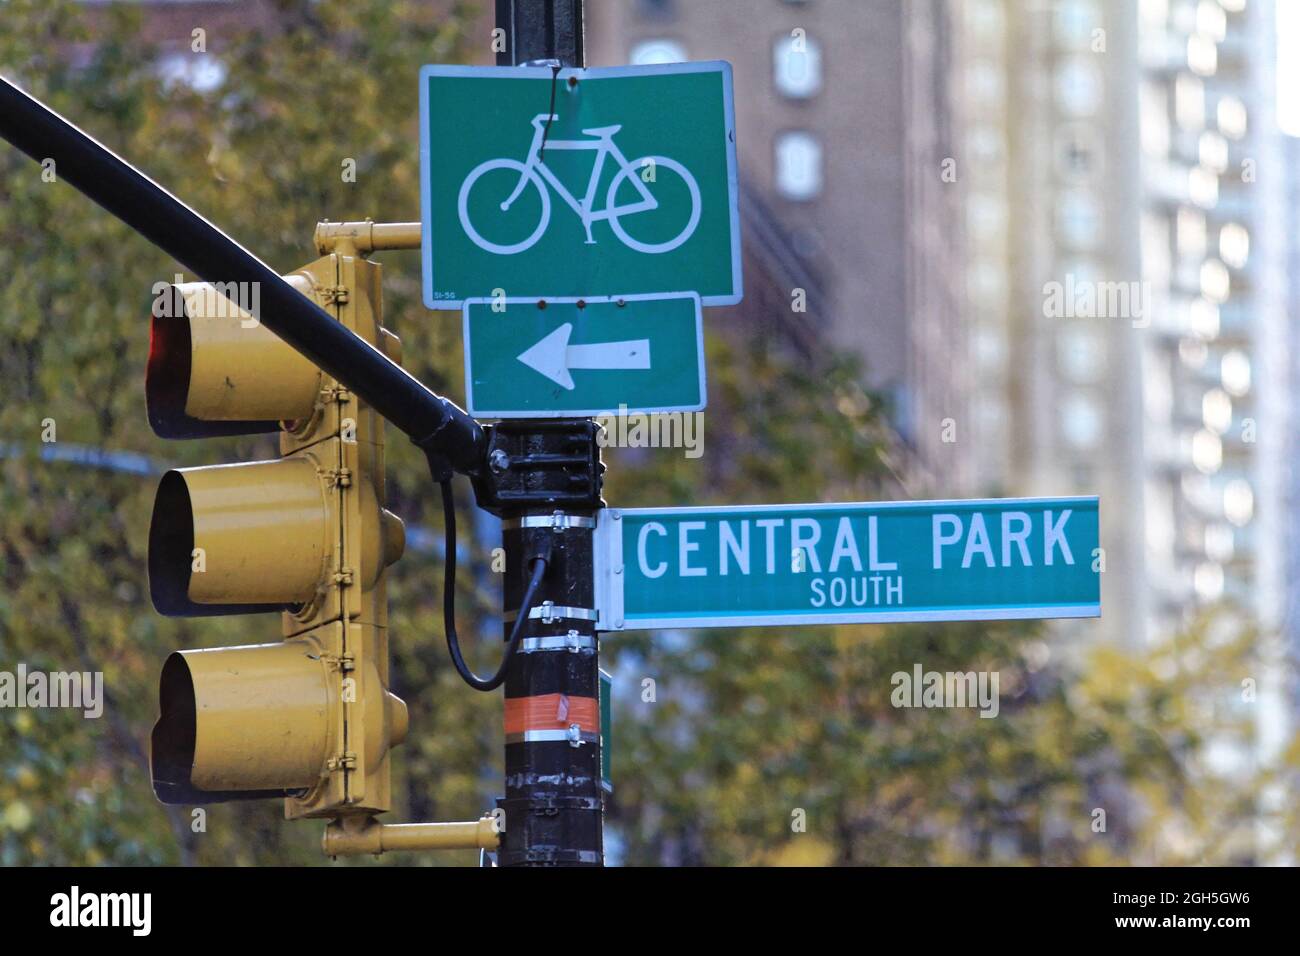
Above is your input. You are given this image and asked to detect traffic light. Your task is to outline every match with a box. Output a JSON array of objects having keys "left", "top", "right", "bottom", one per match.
[{"left": 146, "top": 249, "right": 409, "bottom": 820}]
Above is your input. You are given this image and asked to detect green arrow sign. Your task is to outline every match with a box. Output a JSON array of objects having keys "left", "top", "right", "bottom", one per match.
[
  {"left": 419, "top": 62, "right": 741, "bottom": 307},
  {"left": 463, "top": 294, "right": 705, "bottom": 418},
  {"left": 595, "top": 497, "right": 1101, "bottom": 630}
]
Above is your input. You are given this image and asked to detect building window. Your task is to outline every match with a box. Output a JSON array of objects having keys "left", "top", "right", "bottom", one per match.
[
  {"left": 1175, "top": 74, "right": 1205, "bottom": 131},
  {"left": 968, "top": 193, "right": 1006, "bottom": 239},
  {"left": 775, "top": 132, "right": 823, "bottom": 201},
  {"left": 629, "top": 39, "right": 687, "bottom": 65},
  {"left": 967, "top": 61, "right": 1003, "bottom": 106},
  {"left": 1202, "top": 388, "right": 1232, "bottom": 434},
  {"left": 1057, "top": 191, "right": 1101, "bottom": 248},
  {"left": 1061, "top": 394, "right": 1102, "bottom": 448},
  {"left": 969, "top": 0, "right": 1005, "bottom": 39},
  {"left": 1196, "top": 2, "right": 1227, "bottom": 41},
  {"left": 1187, "top": 34, "right": 1218, "bottom": 77},
  {"left": 1204, "top": 523, "right": 1234, "bottom": 562},
  {"left": 1216, "top": 95, "right": 1247, "bottom": 139},
  {"left": 1188, "top": 165, "right": 1218, "bottom": 208},
  {"left": 1193, "top": 562, "right": 1224, "bottom": 601},
  {"left": 636, "top": 0, "right": 675, "bottom": 20},
  {"left": 1191, "top": 428, "right": 1222, "bottom": 474},
  {"left": 1199, "top": 258, "right": 1230, "bottom": 302},
  {"left": 1189, "top": 297, "right": 1220, "bottom": 337},
  {"left": 1140, "top": 82, "right": 1170, "bottom": 157},
  {"left": 773, "top": 33, "right": 823, "bottom": 98},
  {"left": 1223, "top": 479, "right": 1253, "bottom": 526},
  {"left": 1058, "top": 326, "right": 1105, "bottom": 382},
  {"left": 1056, "top": 123, "right": 1100, "bottom": 181},
  {"left": 1198, "top": 130, "right": 1228, "bottom": 172},
  {"left": 1220, "top": 349, "right": 1251, "bottom": 395},
  {"left": 1054, "top": 59, "right": 1103, "bottom": 116},
  {"left": 1055, "top": 0, "right": 1101, "bottom": 47},
  {"left": 1218, "top": 222, "right": 1249, "bottom": 268},
  {"left": 1176, "top": 206, "right": 1206, "bottom": 258}
]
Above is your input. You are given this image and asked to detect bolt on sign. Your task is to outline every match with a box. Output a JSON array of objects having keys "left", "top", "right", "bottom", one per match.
[
  {"left": 419, "top": 62, "right": 742, "bottom": 308},
  {"left": 594, "top": 497, "right": 1101, "bottom": 631}
]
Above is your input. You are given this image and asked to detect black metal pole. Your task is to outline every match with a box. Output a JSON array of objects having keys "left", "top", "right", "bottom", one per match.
[
  {"left": 0, "top": 76, "right": 485, "bottom": 475},
  {"left": 492, "top": 0, "right": 604, "bottom": 867}
]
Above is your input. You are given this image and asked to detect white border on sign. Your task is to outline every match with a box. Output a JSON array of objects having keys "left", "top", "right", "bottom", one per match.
[
  {"left": 593, "top": 497, "right": 1102, "bottom": 632},
  {"left": 418, "top": 61, "right": 743, "bottom": 310},
  {"left": 462, "top": 292, "right": 706, "bottom": 419},
  {"left": 608, "top": 605, "right": 1103, "bottom": 632}
]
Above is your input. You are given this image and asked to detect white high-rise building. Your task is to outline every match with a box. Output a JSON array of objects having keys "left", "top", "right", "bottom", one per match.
[
  {"left": 958, "top": 0, "right": 1148, "bottom": 652},
  {"left": 961, "top": 0, "right": 1291, "bottom": 648},
  {"left": 959, "top": 0, "right": 1294, "bottom": 860}
]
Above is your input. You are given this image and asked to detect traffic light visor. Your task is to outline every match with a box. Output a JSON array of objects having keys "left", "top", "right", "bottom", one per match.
[
  {"left": 151, "top": 643, "right": 334, "bottom": 804},
  {"left": 148, "top": 460, "right": 332, "bottom": 617},
  {"left": 146, "top": 279, "right": 321, "bottom": 438}
]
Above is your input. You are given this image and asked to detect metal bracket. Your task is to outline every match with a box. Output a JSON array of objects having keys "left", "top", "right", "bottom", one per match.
[
  {"left": 503, "top": 601, "right": 598, "bottom": 625},
  {"left": 470, "top": 419, "right": 603, "bottom": 516},
  {"left": 320, "top": 653, "right": 356, "bottom": 672},
  {"left": 519, "top": 630, "right": 597, "bottom": 653},
  {"left": 326, "top": 752, "right": 358, "bottom": 772},
  {"left": 503, "top": 512, "right": 597, "bottom": 532},
  {"left": 322, "top": 467, "right": 352, "bottom": 488},
  {"left": 505, "top": 729, "right": 598, "bottom": 745},
  {"left": 497, "top": 848, "right": 602, "bottom": 866}
]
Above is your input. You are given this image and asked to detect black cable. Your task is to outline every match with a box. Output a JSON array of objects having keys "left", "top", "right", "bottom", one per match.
[
  {"left": 538, "top": 64, "right": 561, "bottom": 160},
  {"left": 439, "top": 479, "right": 551, "bottom": 692}
]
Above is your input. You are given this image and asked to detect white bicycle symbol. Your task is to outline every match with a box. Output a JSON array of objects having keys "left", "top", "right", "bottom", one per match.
[{"left": 457, "top": 113, "right": 702, "bottom": 256}]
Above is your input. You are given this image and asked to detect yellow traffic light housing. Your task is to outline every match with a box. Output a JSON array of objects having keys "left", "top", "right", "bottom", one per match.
[
  {"left": 146, "top": 272, "right": 322, "bottom": 438},
  {"left": 147, "top": 250, "right": 408, "bottom": 819}
]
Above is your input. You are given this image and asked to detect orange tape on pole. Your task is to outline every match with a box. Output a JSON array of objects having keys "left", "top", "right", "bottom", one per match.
[{"left": 504, "top": 694, "right": 599, "bottom": 735}]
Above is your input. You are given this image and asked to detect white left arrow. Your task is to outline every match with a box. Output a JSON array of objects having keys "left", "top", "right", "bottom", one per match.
[{"left": 516, "top": 322, "right": 651, "bottom": 390}]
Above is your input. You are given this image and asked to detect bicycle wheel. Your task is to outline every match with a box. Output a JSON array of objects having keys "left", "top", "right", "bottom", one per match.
[
  {"left": 458, "top": 158, "right": 550, "bottom": 255},
  {"left": 606, "top": 155, "right": 702, "bottom": 254}
]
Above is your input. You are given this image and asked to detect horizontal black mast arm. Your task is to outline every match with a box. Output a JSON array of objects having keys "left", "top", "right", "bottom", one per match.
[{"left": 0, "top": 76, "right": 485, "bottom": 475}]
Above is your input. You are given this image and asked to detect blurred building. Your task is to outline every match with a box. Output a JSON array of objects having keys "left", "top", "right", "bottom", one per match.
[
  {"left": 585, "top": 0, "right": 972, "bottom": 492},
  {"left": 958, "top": 0, "right": 1292, "bottom": 657},
  {"left": 956, "top": 0, "right": 1148, "bottom": 652},
  {"left": 958, "top": 0, "right": 1294, "bottom": 859}
]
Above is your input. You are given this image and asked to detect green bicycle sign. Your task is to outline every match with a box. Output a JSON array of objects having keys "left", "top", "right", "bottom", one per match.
[
  {"left": 457, "top": 113, "right": 702, "bottom": 256},
  {"left": 419, "top": 62, "right": 742, "bottom": 307}
]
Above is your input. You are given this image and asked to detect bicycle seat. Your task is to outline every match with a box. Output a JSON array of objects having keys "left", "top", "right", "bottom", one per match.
[{"left": 581, "top": 124, "right": 622, "bottom": 136}]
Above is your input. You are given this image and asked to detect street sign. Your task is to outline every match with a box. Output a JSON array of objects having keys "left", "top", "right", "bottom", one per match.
[
  {"left": 595, "top": 497, "right": 1101, "bottom": 631},
  {"left": 463, "top": 293, "right": 705, "bottom": 418},
  {"left": 599, "top": 668, "right": 612, "bottom": 795},
  {"left": 419, "top": 62, "right": 742, "bottom": 308}
]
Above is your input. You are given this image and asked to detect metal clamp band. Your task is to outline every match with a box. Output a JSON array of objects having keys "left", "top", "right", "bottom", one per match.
[
  {"left": 502, "top": 512, "right": 597, "bottom": 532},
  {"left": 500, "top": 796, "right": 602, "bottom": 813},
  {"left": 505, "top": 729, "right": 599, "bottom": 746},
  {"left": 503, "top": 601, "right": 599, "bottom": 625},
  {"left": 520, "top": 631, "right": 598, "bottom": 653},
  {"left": 498, "top": 849, "right": 602, "bottom": 866}
]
